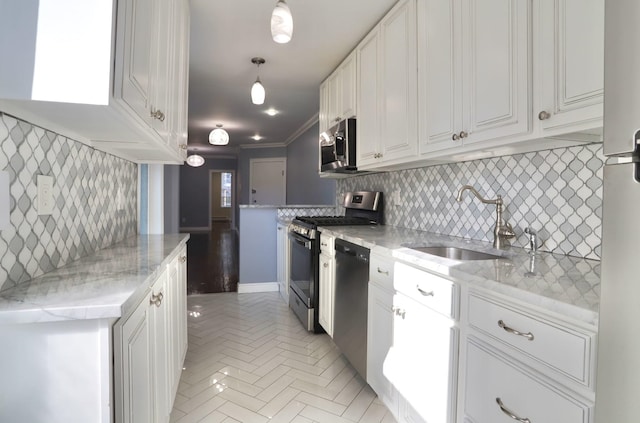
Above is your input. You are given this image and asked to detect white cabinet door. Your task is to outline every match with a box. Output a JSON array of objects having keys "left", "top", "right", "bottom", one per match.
[
  {"left": 318, "top": 252, "right": 335, "bottom": 337},
  {"left": 167, "top": 259, "right": 181, "bottom": 402},
  {"left": 464, "top": 339, "right": 592, "bottom": 423},
  {"left": 339, "top": 52, "right": 357, "bottom": 120},
  {"left": 367, "top": 282, "right": 398, "bottom": 415},
  {"left": 119, "top": 0, "right": 157, "bottom": 129},
  {"left": 418, "top": 0, "right": 463, "bottom": 153},
  {"left": 319, "top": 80, "right": 330, "bottom": 135},
  {"left": 357, "top": 29, "right": 381, "bottom": 167},
  {"left": 462, "top": 0, "right": 531, "bottom": 145},
  {"left": 151, "top": 273, "right": 170, "bottom": 423},
  {"left": 379, "top": 0, "right": 418, "bottom": 163},
  {"left": 535, "top": 0, "right": 603, "bottom": 135},
  {"left": 177, "top": 248, "right": 188, "bottom": 364},
  {"left": 117, "top": 291, "right": 154, "bottom": 423},
  {"left": 277, "top": 223, "right": 290, "bottom": 305},
  {"left": 419, "top": 0, "right": 531, "bottom": 153},
  {"left": 388, "top": 292, "right": 458, "bottom": 423},
  {"left": 327, "top": 72, "right": 341, "bottom": 126},
  {"left": 167, "top": 0, "right": 190, "bottom": 159}
]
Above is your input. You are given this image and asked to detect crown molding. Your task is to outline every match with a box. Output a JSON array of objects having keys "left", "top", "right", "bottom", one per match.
[{"left": 284, "top": 113, "right": 319, "bottom": 145}]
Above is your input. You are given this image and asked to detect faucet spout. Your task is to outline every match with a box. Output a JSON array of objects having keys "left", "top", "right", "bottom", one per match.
[{"left": 455, "top": 185, "right": 515, "bottom": 249}]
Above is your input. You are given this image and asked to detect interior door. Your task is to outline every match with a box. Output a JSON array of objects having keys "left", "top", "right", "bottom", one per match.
[{"left": 249, "top": 158, "right": 286, "bottom": 205}]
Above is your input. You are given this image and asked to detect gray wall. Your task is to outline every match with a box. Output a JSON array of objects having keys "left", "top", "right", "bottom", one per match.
[
  {"left": 179, "top": 157, "right": 237, "bottom": 229},
  {"left": 286, "top": 122, "right": 336, "bottom": 205},
  {"left": 336, "top": 143, "right": 604, "bottom": 260},
  {"left": 164, "top": 165, "right": 180, "bottom": 233},
  {"left": 237, "top": 147, "right": 287, "bottom": 205},
  {"left": 0, "top": 113, "right": 138, "bottom": 291}
]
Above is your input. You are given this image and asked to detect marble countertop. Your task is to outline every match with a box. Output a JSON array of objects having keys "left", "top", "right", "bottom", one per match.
[
  {"left": 319, "top": 225, "right": 600, "bottom": 326},
  {"left": 0, "top": 234, "right": 190, "bottom": 325},
  {"left": 240, "top": 204, "right": 334, "bottom": 209}
]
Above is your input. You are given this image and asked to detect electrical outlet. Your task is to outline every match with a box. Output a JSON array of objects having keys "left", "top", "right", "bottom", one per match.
[
  {"left": 393, "top": 190, "right": 402, "bottom": 207},
  {"left": 37, "top": 175, "right": 54, "bottom": 215}
]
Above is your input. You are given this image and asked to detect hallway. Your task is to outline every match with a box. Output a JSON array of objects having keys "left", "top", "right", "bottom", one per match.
[
  {"left": 170, "top": 292, "right": 396, "bottom": 423},
  {"left": 187, "top": 222, "right": 239, "bottom": 294}
]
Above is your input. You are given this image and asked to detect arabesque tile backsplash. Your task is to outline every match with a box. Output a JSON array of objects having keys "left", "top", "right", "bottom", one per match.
[
  {"left": 337, "top": 143, "right": 604, "bottom": 260},
  {"left": 0, "top": 113, "right": 137, "bottom": 291}
]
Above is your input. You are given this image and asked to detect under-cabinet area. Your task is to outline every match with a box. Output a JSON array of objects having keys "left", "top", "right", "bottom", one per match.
[
  {"left": 314, "top": 224, "right": 599, "bottom": 423},
  {"left": 0, "top": 235, "right": 189, "bottom": 423}
]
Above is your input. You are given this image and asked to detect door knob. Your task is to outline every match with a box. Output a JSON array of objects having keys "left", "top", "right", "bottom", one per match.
[
  {"left": 459, "top": 131, "right": 468, "bottom": 139},
  {"left": 452, "top": 133, "right": 459, "bottom": 141}
]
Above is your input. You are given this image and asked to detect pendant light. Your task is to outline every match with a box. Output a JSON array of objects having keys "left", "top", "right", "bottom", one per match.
[
  {"left": 209, "top": 124, "right": 229, "bottom": 145},
  {"left": 186, "top": 154, "right": 205, "bottom": 167},
  {"left": 271, "top": 0, "right": 293, "bottom": 43},
  {"left": 251, "top": 57, "right": 266, "bottom": 105}
]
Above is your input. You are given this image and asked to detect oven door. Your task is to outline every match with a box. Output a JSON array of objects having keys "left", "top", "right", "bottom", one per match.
[{"left": 288, "top": 230, "right": 316, "bottom": 330}]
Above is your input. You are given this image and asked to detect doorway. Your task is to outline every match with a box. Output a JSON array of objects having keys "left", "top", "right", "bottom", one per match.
[
  {"left": 249, "top": 157, "right": 286, "bottom": 205},
  {"left": 209, "top": 170, "right": 236, "bottom": 229}
]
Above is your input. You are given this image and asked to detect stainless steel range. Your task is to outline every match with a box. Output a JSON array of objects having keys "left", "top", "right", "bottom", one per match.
[{"left": 288, "top": 191, "right": 383, "bottom": 333}]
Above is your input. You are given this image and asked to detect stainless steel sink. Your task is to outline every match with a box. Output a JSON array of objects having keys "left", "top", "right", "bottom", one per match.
[{"left": 409, "top": 246, "right": 504, "bottom": 261}]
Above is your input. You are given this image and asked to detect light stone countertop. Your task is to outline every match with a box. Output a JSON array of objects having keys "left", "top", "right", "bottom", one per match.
[
  {"left": 240, "top": 204, "right": 334, "bottom": 209},
  {"left": 0, "top": 234, "right": 190, "bottom": 325},
  {"left": 319, "top": 225, "right": 600, "bottom": 326}
]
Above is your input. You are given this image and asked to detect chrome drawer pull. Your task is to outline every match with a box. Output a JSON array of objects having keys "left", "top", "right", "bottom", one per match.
[
  {"left": 417, "top": 286, "right": 434, "bottom": 297},
  {"left": 498, "top": 320, "right": 534, "bottom": 341},
  {"left": 496, "top": 398, "right": 531, "bottom": 423},
  {"left": 377, "top": 267, "right": 389, "bottom": 275}
]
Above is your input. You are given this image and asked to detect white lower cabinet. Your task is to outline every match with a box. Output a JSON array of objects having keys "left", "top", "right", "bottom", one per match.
[
  {"left": 318, "top": 233, "right": 335, "bottom": 336},
  {"left": 114, "top": 250, "right": 188, "bottom": 423},
  {"left": 277, "top": 222, "right": 290, "bottom": 305},
  {"left": 464, "top": 339, "right": 592, "bottom": 423}
]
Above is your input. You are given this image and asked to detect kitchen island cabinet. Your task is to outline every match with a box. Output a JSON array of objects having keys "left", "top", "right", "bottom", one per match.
[
  {"left": 0, "top": 0, "right": 190, "bottom": 164},
  {"left": 0, "top": 234, "right": 189, "bottom": 423}
]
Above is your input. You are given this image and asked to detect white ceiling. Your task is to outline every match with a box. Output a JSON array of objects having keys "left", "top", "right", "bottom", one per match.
[{"left": 187, "top": 0, "right": 398, "bottom": 156}]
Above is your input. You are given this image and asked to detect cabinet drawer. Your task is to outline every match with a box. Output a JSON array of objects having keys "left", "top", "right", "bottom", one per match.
[
  {"left": 319, "top": 233, "right": 335, "bottom": 256},
  {"left": 468, "top": 294, "right": 594, "bottom": 386},
  {"left": 394, "top": 262, "right": 456, "bottom": 318},
  {"left": 465, "top": 340, "right": 592, "bottom": 423},
  {"left": 370, "top": 252, "right": 394, "bottom": 290}
]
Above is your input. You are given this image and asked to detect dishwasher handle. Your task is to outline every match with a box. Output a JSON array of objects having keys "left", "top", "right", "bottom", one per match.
[{"left": 335, "top": 240, "right": 370, "bottom": 263}]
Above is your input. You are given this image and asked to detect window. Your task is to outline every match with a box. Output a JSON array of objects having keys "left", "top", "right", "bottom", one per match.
[{"left": 221, "top": 172, "right": 232, "bottom": 208}]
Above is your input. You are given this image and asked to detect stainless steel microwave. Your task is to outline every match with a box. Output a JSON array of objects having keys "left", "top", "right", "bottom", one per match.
[{"left": 320, "top": 118, "right": 357, "bottom": 173}]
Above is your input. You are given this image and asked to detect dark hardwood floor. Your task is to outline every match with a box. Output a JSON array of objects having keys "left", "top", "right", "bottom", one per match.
[{"left": 186, "top": 221, "right": 239, "bottom": 294}]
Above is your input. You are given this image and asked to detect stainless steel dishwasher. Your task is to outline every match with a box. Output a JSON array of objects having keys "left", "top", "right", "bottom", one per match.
[{"left": 333, "top": 238, "right": 370, "bottom": 380}]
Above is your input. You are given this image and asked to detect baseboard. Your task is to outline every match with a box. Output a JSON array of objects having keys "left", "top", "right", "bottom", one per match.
[
  {"left": 237, "top": 282, "right": 280, "bottom": 293},
  {"left": 179, "top": 226, "right": 210, "bottom": 232}
]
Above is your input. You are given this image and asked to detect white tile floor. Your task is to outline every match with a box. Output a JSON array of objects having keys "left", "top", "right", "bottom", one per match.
[{"left": 170, "top": 292, "right": 397, "bottom": 423}]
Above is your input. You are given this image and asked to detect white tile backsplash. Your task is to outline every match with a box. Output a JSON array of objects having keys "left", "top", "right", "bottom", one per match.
[
  {"left": 0, "top": 113, "right": 137, "bottom": 291},
  {"left": 337, "top": 143, "right": 604, "bottom": 260}
]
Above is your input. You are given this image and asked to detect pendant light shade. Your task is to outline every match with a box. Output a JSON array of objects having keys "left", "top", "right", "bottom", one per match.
[
  {"left": 271, "top": 0, "right": 293, "bottom": 43},
  {"left": 209, "top": 124, "right": 229, "bottom": 145},
  {"left": 251, "top": 57, "right": 266, "bottom": 105},
  {"left": 251, "top": 77, "right": 266, "bottom": 105},
  {"left": 186, "top": 154, "right": 205, "bottom": 167}
]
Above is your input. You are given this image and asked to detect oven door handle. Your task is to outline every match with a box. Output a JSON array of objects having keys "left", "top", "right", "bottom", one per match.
[{"left": 289, "top": 232, "right": 312, "bottom": 250}]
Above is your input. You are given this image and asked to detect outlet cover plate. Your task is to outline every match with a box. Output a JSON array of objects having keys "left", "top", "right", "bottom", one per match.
[
  {"left": 37, "top": 175, "right": 54, "bottom": 215},
  {"left": 0, "top": 171, "right": 8, "bottom": 230}
]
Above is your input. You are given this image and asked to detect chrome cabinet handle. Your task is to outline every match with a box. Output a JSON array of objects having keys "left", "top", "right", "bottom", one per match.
[
  {"left": 377, "top": 267, "right": 389, "bottom": 275},
  {"left": 179, "top": 144, "right": 187, "bottom": 150},
  {"left": 334, "top": 117, "right": 341, "bottom": 122},
  {"left": 149, "top": 293, "right": 157, "bottom": 306},
  {"left": 417, "top": 286, "right": 434, "bottom": 297},
  {"left": 321, "top": 242, "right": 328, "bottom": 246},
  {"left": 323, "top": 263, "right": 329, "bottom": 268},
  {"left": 452, "top": 133, "right": 459, "bottom": 141},
  {"left": 459, "top": 131, "right": 468, "bottom": 139},
  {"left": 180, "top": 256, "right": 186, "bottom": 263},
  {"left": 496, "top": 398, "right": 531, "bottom": 423},
  {"left": 498, "top": 320, "right": 534, "bottom": 341},
  {"left": 538, "top": 110, "right": 551, "bottom": 121},
  {"left": 150, "top": 109, "right": 166, "bottom": 122}
]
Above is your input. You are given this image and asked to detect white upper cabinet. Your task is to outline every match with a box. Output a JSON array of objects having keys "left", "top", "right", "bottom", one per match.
[
  {"left": 357, "top": 0, "right": 418, "bottom": 169},
  {"left": 0, "top": 0, "right": 190, "bottom": 164},
  {"left": 534, "top": 0, "right": 604, "bottom": 137},
  {"left": 319, "top": 51, "right": 358, "bottom": 135},
  {"left": 419, "top": 0, "right": 532, "bottom": 154}
]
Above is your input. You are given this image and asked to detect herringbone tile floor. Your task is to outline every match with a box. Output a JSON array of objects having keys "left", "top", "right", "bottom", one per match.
[{"left": 170, "top": 292, "right": 397, "bottom": 423}]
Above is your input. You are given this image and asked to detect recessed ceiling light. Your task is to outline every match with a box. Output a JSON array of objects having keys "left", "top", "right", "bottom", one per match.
[
  {"left": 265, "top": 108, "right": 279, "bottom": 116},
  {"left": 251, "top": 135, "right": 263, "bottom": 141}
]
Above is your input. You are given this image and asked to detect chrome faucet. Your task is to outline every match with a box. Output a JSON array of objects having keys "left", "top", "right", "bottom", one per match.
[{"left": 456, "top": 185, "right": 516, "bottom": 249}]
